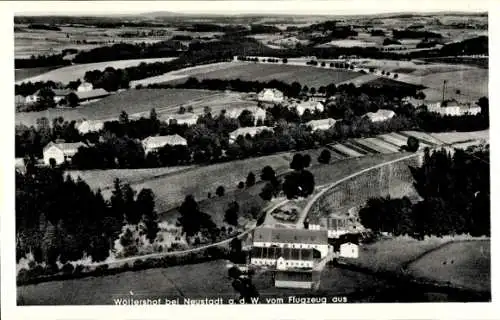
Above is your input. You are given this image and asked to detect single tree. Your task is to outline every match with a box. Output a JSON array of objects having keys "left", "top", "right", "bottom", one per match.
[
  {"left": 178, "top": 106, "right": 186, "bottom": 114},
  {"left": 66, "top": 92, "right": 79, "bottom": 108},
  {"left": 290, "top": 153, "right": 305, "bottom": 171},
  {"left": 238, "top": 181, "right": 245, "bottom": 189},
  {"left": 225, "top": 201, "right": 239, "bottom": 226},
  {"left": 216, "top": 185, "right": 225, "bottom": 197},
  {"left": 238, "top": 110, "right": 255, "bottom": 127},
  {"left": 246, "top": 172, "right": 256, "bottom": 187},
  {"left": 119, "top": 111, "right": 129, "bottom": 124},
  {"left": 318, "top": 149, "right": 331, "bottom": 164},
  {"left": 260, "top": 166, "right": 276, "bottom": 181},
  {"left": 406, "top": 136, "right": 420, "bottom": 152}
]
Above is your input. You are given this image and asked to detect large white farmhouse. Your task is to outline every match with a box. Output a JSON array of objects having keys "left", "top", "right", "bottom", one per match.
[
  {"left": 250, "top": 247, "right": 314, "bottom": 269},
  {"left": 77, "top": 82, "right": 93, "bottom": 92},
  {"left": 229, "top": 126, "right": 273, "bottom": 143},
  {"left": 252, "top": 227, "right": 328, "bottom": 258},
  {"left": 427, "top": 100, "right": 481, "bottom": 116},
  {"left": 257, "top": 88, "right": 284, "bottom": 103},
  {"left": 142, "top": 135, "right": 188, "bottom": 154},
  {"left": 43, "top": 141, "right": 87, "bottom": 165}
]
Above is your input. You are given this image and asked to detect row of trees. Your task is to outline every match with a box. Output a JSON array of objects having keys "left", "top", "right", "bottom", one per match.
[
  {"left": 359, "top": 146, "right": 490, "bottom": 237},
  {"left": 16, "top": 166, "right": 159, "bottom": 268}
]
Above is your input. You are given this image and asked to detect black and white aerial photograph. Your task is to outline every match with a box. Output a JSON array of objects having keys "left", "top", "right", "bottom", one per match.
[{"left": 4, "top": 0, "right": 497, "bottom": 318}]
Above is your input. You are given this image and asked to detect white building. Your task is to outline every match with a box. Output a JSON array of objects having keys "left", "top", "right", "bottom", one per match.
[
  {"left": 251, "top": 247, "right": 314, "bottom": 270},
  {"left": 76, "top": 120, "right": 104, "bottom": 134},
  {"left": 229, "top": 126, "right": 273, "bottom": 143},
  {"left": 257, "top": 88, "right": 284, "bottom": 103},
  {"left": 77, "top": 82, "right": 93, "bottom": 92},
  {"left": 339, "top": 242, "right": 359, "bottom": 259},
  {"left": 43, "top": 141, "right": 87, "bottom": 166},
  {"left": 308, "top": 216, "right": 351, "bottom": 239},
  {"left": 163, "top": 113, "right": 199, "bottom": 126},
  {"left": 75, "top": 89, "right": 110, "bottom": 103},
  {"left": 142, "top": 134, "right": 188, "bottom": 154},
  {"left": 252, "top": 227, "right": 328, "bottom": 258},
  {"left": 294, "top": 101, "right": 324, "bottom": 116},
  {"left": 226, "top": 106, "right": 266, "bottom": 124},
  {"left": 427, "top": 101, "right": 482, "bottom": 116},
  {"left": 363, "top": 109, "right": 396, "bottom": 122},
  {"left": 305, "top": 118, "right": 337, "bottom": 132}
]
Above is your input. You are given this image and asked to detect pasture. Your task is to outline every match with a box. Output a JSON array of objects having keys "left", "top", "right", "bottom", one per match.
[
  {"left": 16, "top": 57, "right": 178, "bottom": 84},
  {"left": 407, "top": 240, "right": 490, "bottom": 292},
  {"left": 163, "top": 63, "right": 364, "bottom": 88},
  {"left": 15, "top": 89, "right": 219, "bottom": 126}
]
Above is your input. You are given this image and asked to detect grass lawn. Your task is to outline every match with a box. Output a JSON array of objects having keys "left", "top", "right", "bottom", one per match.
[
  {"left": 407, "top": 240, "right": 490, "bottom": 291},
  {"left": 165, "top": 63, "right": 363, "bottom": 88},
  {"left": 16, "top": 89, "right": 219, "bottom": 126},
  {"left": 17, "top": 260, "right": 236, "bottom": 305},
  {"left": 15, "top": 57, "right": 178, "bottom": 84}
]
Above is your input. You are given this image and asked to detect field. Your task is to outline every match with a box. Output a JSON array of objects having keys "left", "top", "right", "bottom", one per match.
[
  {"left": 163, "top": 63, "right": 364, "bottom": 88},
  {"left": 16, "top": 57, "right": 178, "bottom": 84},
  {"left": 429, "top": 130, "right": 489, "bottom": 144},
  {"left": 17, "top": 260, "right": 236, "bottom": 305},
  {"left": 413, "top": 68, "right": 488, "bottom": 102},
  {"left": 79, "top": 152, "right": 293, "bottom": 216},
  {"left": 351, "top": 237, "right": 454, "bottom": 273},
  {"left": 16, "top": 89, "right": 219, "bottom": 126},
  {"left": 15, "top": 66, "right": 61, "bottom": 81},
  {"left": 407, "top": 240, "right": 490, "bottom": 291},
  {"left": 66, "top": 166, "right": 195, "bottom": 192},
  {"left": 316, "top": 39, "right": 378, "bottom": 48}
]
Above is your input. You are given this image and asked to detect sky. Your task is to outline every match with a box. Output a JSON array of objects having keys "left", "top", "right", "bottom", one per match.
[{"left": 13, "top": 0, "right": 489, "bottom": 16}]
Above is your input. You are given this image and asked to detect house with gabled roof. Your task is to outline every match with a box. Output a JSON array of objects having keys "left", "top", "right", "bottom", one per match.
[
  {"left": 162, "top": 113, "right": 199, "bottom": 126},
  {"left": 229, "top": 126, "right": 273, "bottom": 143},
  {"left": 257, "top": 88, "right": 284, "bottom": 103},
  {"left": 43, "top": 141, "right": 87, "bottom": 165},
  {"left": 76, "top": 120, "right": 105, "bottom": 134},
  {"left": 363, "top": 109, "right": 396, "bottom": 122},
  {"left": 142, "top": 134, "right": 188, "bottom": 154},
  {"left": 305, "top": 118, "right": 337, "bottom": 132}
]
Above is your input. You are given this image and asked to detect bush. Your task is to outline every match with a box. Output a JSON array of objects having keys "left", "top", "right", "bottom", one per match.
[
  {"left": 74, "top": 264, "right": 84, "bottom": 275},
  {"left": 406, "top": 136, "right": 420, "bottom": 152},
  {"left": 318, "top": 149, "right": 331, "bottom": 164},
  {"left": 216, "top": 185, "right": 225, "bottom": 197},
  {"left": 95, "top": 264, "right": 109, "bottom": 274},
  {"left": 61, "top": 263, "right": 74, "bottom": 275},
  {"left": 133, "top": 259, "right": 145, "bottom": 270},
  {"left": 17, "top": 268, "right": 30, "bottom": 282},
  {"left": 238, "top": 181, "right": 245, "bottom": 189}
]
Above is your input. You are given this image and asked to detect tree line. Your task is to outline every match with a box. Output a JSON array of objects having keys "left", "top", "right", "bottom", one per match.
[
  {"left": 16, "top": 166, "right": 160, "bottom": 269},
  {"left": 359, "top": 146, "right": 490, "bottom": 238}
]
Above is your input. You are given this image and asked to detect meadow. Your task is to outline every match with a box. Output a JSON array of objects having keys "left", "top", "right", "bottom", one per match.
[
  {"left": 16, "top": 57, "right": 178, "bottom": 84},
  {"left": 407, "top": 240, "right": 490, "bottom": 292},
  {"left": 15, "top": 89, "right": 219, "bottom": 126}
]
